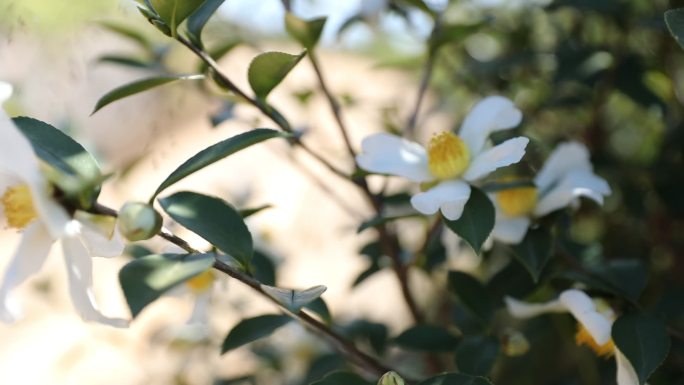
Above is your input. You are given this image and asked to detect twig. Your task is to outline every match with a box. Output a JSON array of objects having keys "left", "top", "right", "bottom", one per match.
[
  {"left": 405, "top": 52, "right": 436, "bottom": 138},
  {"left": 91, "top": 203, "right": 393, "bottom": 378}
]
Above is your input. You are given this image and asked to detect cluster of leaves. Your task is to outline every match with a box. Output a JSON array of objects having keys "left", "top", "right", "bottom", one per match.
[{"left": 13, "top": 0, "right": 684, "bottom": 384}]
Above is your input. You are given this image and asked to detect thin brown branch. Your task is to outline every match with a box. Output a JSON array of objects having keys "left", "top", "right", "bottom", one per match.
[{"left": 405, "top": 52, "right": 436, "bottom": 137}]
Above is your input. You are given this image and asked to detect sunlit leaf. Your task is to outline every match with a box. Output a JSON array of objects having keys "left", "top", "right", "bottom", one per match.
[
  {"left": 186, "top": 0, "right": 225, "bottom": 47},
  {"left": 149, "top": 0, "right": 205, "bottom": 36},
  {"left": 284, "top": 13, "right": 326, "bottom": 49},
  {"left": 248, "top": 51, "right": 306, "bottom": 99}
]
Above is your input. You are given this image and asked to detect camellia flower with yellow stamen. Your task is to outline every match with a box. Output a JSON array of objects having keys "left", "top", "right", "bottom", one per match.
[
  {"left": 491, "top": 142, "right": 611, "bottom": 243},
  {"left": 505, "top": 289, "right": 638, "bottom": 385},
  {"left": 0, "top": 81, "right": 127, "bottom": 327},
  {"left": 356, "top": 96, "right": 528, "bottom": 220}
]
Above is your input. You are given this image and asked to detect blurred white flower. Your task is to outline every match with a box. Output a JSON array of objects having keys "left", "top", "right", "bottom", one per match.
[
  {"left": 357, "top": 96, "right": 528, "bottom": 221},
  {"left": 0, "top": 81, "right": 127, "bottom": 327},
  {"left": 491, "top": 142, "right": 611, "bottom": 243},
  {"left": 505, "top": 289, "right": 638, "bottom": 385}
]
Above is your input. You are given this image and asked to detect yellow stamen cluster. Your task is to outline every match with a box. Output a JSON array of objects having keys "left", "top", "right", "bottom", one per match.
[
  {"left": 496, "top": 180, "right": 538, "bottom": 217},
  {"left": 575, "top": 323, "right": 615, "bottom": 358},
  {"left": 2, "top": 184, "right": 38, "bottom": 229},
  {"left": 427, "top": 131, "right": 470, "bottom": 180},
  {"left": 185, "top": 270, "right": 215, "bottom": 294}
]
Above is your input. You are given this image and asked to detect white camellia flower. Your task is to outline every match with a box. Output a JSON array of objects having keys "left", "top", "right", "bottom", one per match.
[
  {"left": 491, "top": 142, "right": 612, "bottom": 243},
  {"left": 0, "top": 81, "right": 127, "bottom": 327},
  {"left": 357, "top": 96, "right": 529, "bottom": 220},
  {"left": 505, "top": 289, "right": 638, "bottom": 385}
]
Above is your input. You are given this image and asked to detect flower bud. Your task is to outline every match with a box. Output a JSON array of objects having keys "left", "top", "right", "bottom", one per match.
[
  {"left": 378, "top": 371, "right": 405, "bottom": 385},
  {"left": 117, "top": 202, "right": 162, "bottom": 241}
]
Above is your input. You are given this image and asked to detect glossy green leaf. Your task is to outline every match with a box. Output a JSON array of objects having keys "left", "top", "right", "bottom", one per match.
[
  {"left": 152, "top": 129, "right": 290, "bottom": 198},
  {"left": 417, "top": 373, "right": 493, "bottom": 385},
  {"left": 247, "top": 51, "right": 306, "bottom": 99},
  {"left": 92, "top": 74, "right": 204, "bottom": 114},
  {"left": 284, "top": 13, "right": 326, "bottom": 49},
  {"left": 221, "top": 314, "right": 292, "bottom": 353},
  {"left": 512, "top": 227, "right": 553, "bottom": 282},
  {"left": 251, "top": 250, "right": 277, "bottom": 286},
  {"left": 119, "top": 253, "right": 214, "bottom": 317},
  {"left": 239, "top": 204, "right": 272, "bottom": 219},
  {"left": 448, "top": 271, "right": 495, "bottom": 324},
  {"left": 159, "top": 191, "right": 253, "bottom": 266},
  {"left": 455, "top": 336, "right": 499, "bottom": 376},
  {"left": 394, "top": 324, "right": 459, "bottom": 351},
  {"left": 665, "top": 8, "right": 684, "bottom": 50},
  {"left": 305, "top": 297, "right": 332, "bottom": 324},
  {"left": 13, "top": 117, "right": 100, "bottom": 180},
  {"left": 342, "top": 319, "right": 388, "bottom": 355},
  {"left": 442, "top": 187, "right": 495, "bottom": 254},
  {"left": 261, "top": 284, "right": 326, "bottom": 313},
  {"left": 186, "top": 0, "right": 225, "bottom": 47},
  {"left": 97, "top": 55, "right": 155, "bottom": 69},
  {"left": 149, "top": 0, "right": 205, "bottom": 36},
  {"left": 612, "top": 313, "right": 671, "bottom": 384},
  {"left": 594, "top": 259, "right": 648, "bottom": 303},
  {"left": 310, "top": 371, "right": 373, "bottom": 385}
]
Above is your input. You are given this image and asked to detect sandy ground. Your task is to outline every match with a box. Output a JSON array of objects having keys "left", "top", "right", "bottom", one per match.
[{"left": 0, "top": 18, "right": 465, "bottom": 384}]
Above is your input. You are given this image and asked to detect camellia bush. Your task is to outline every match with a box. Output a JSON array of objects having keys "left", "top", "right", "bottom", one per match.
[{"left": 1, "top": 0, "right": 684, "bottom": 384}]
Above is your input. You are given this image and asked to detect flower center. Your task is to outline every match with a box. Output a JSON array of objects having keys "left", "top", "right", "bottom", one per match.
[
  {"left": 1, "top": 184, "right": 38, "bottom": 229},
  {"left": 496, "top": 182, "right": 538, "bottom": 217},
  {"left": 185, "top": 270, "right": 215, "bottom": 294},
  {"left": 575, "top": 323, "right": 615, "bottom": 358},
  {"left": 427, "top": 131, "right": 470, "bottom": 180}
]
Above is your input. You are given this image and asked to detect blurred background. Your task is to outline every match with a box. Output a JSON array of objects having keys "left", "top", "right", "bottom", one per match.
[{"left": 0, "top": 0, "right": 683, "bottom": 384}]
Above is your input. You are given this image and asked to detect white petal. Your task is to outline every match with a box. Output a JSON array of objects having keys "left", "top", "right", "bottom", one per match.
[
  {"left": 28, "top": 178, "right": 71, "bottom": 239},
  {"left": 534, "top": 142, "right": 592, "bottom": 192},
  {"left": 459, "top": 96, "right": 523, "bottom": 155},
  {"left": 491, "top": 217, "right": 530, "bottom": 244},
  {"left": 410, "top": 180, "right": 471, "bottom": 220},
  {"left": 0, "top": 81, "right": 12, "bottom": 104},
  {"left": 615, "top": 348, "right": 640, "bottom": 385},
  {"left": 463, "top": 137, "right": 529, "bottom": 181},
  {"left": 187, "top": 291, "right": 211, "bottom": 326},
  {"left": 534, "top": 169, "right": 611, "bottom": 217},
  {"left": 356, "top": 133, "right": 432, "bottom": 182},
  {"left": 0, "top": 222, "right": 53, "bottom": 323},
  {"left": 61, "top": 235, "right": 128, "bottom": 327},
  {"left": 559, "top": 289, "right": 612, "bottom": 345},
  {"left": 504, "top": 296, "right": 567, "bottom": 319},
  {"left": 79, "top": 219, "right": 125, "bottom": 258}
]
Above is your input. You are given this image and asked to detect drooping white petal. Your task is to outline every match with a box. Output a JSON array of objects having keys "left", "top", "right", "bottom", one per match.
[
  {"left": 410, "top": 180, "right": 471, "bottom": 220},
  {"left": 615, "top": 348, "right": 640, "bottom": 385},
  {"left": 61, "top": 233, "right": 128, "bottom": 328},
  {"left": 0, "top": 222, "right": 53, "bottom": 323},
  {"left": 0, "top": 81, "right": 12, "bottom": 104},
  {"left": 463, "top": 137, "right": 529, "bottom": 181},
  {"left": 356, "top": 133, "right": 432, "bottom": 182},
  {"left": 459, "top": 96, "right": 523, "bottom": 156},
  {"left": 504, "top": 296, "right": 567, "bottom": 319},
  {"left": 491, "top": 217, "right": 531, "bottom": 244},
  {"left": 79, "top": 220, "right": 125, "bottom": 258},
  {"left": 559, "top": 289, "right": 612, "bottom": 345},
  {"left": 534, "top": 169, "right": 611, "bottom": 217},
  {"left": 534, "top": 142, "right": 592, "bottom": 192}
]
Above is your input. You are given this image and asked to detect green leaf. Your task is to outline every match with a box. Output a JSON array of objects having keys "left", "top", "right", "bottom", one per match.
[
  {"left": 186, "top": 0, "right": 225, "bottom": 47},
  {"left": 261, "top": 284, "right": 326, "bottom": 313},
  {"left": 448, "top": 271, "right": 495, "bottom": 324},
  {"left": 119, "top": 253, "right": 214, "bottom": 317},
  {"left": 593, "top": 259, "right": 648, "bottom": 303},
  {"left": 97, "top": 55, "right": 155, "bottom": 69},
  {"left": 149, "top": 0, "right": 205, "bottom": 36},
  {"left": 342, "top": 320, "right": 388, "bottom": 355},
  {"left": 13, "top": 117, "right": 100, "bottom": 180},
  {"left": 98, "top": 21, "right": 153, "bottom": 51},
  {"left": 395, "top": 0, "right": 436, "bottom": 19},
  {"left": 442, "top": 187, "right": 495, "bottom": 254},
  {"left": 666, "top": 9, "right": 684, "bottom": 50},
  {"left": 455, "top": 336, "right": 499, "bottom": 376},
  {"left": 305, "top": 297, "right": 332, "bottom": 324},
  {"left": 417, "top": 373, "right": 493, "bottom": 385},
  {"left": 248, "top": 51, "right": 306, "bottom": 100},
  {"left": 511, "top": 227, "right": 553, "bottom": 283},
  {"left": 393, "top": 324, "right": 459, "bottom": 351},
  {"left": 220, "top": 314, "right": 292, "bottom": 353},
  {"left": 310, "top": 371, "right": 373, "bottom": 385},
  {"left": 429, "top": 21, "right": 487, "bottom": 54},
  {"left": 251, "top": 250, "right": 277, "bottom": 286},
  {"left": 240, "top": 204, "right": 272, "bottom": 219},
  {"left": 92, "top": 74, "right": 204, "bottom": 114},
  {"left": 152, "top": 129, "right": 289, "bottom": 198},
  {"left": 612, "top": 313, "right": 671, "bottom": 384},
  {"left": 357, "top": 213, "right": 422, "bottom": 233},
  {"left": 159, "top": 191, "right": 253, "bottom": 266},
  {"left": 284, "top": 13, "right": 327, "bottom": 49}
]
